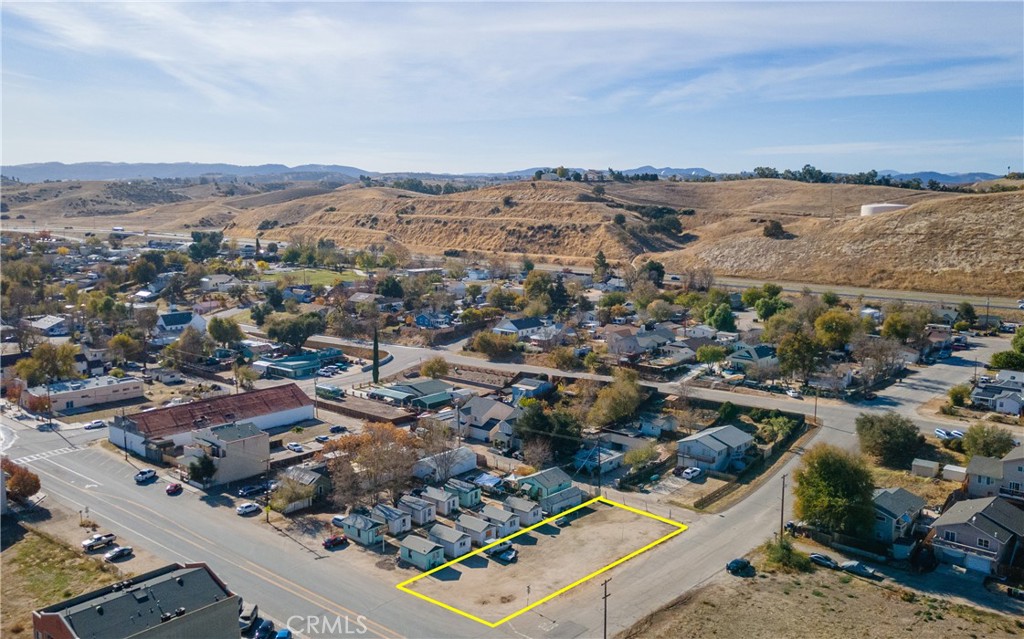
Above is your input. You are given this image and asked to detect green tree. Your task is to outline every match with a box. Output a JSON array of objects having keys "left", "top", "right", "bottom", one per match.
[
  {"left": 696, "top": 344, "right": 728, "bottom": 373},
  {"left": 704, "top": 303, "right": 736, "bottom": 331},
  {"left": 962, "top": 423, "right": 1016, "bottom": 460},
  {"left": 793, "top": 444, "right": 875, "bottom": 535},
  {"left": 233, "top": 364, "right": 260, "bottom": 390},
  {"left": 761, "top": 283, "right": 783, "bottom": 299},
  {"left": 266, "top": 313, "right": 324, "bottom": 351},
  {"left": 188, "top": 454, "right": 217, "bottom": 485},
  {"left": 166, "top": 325, "right": 211, "bottom": 368},
  {"left": 471, "top": 331, "right": 517, "bottom": 359},
  {"left": 646, "top": 299, "right": 672, "bottom": 322},
  {"left": 613, "top": 213, "right": 626, "bottom": 225},
  {"left": 623, "top": 443, "right": 659, "bottom": 471},
  {"left": 128, "top": 258, "right": 157, "bottom": 284},
  {"left": 587, "top": 369, "right": 642, "bottom": 427},
  {"left": 755, "top": 296, "right": 789, "bottom": 321},
  {"left": 207, "top": 316, "right": 245, "bottom": 347},
  {"left": 514, "top": 404, "right": 581, "bottom": 458},
  {"left": 1012, "top": 326, "right": 1024, "bottom": 353},
  {"left": 991, "top": 350, "right": 1024, "bottom": 370},
  {"left": 777, "top": 332, "right": 822, "bottom": 381},
  {"left": 741, "top": 287, "right": 766, "bottom": 308},
  {"left": 523, "top": 270, "right": 552, "bottom": 299},
  {"left": 464, "top": 283, "right": 482, "bottom": 302},
  {"left": 108, "top": 332, "right": 143, "bottom": 363},
  {"left": 855, "top": 412, "right": 921, "bottom": 467},
  {"left": 957, "top": 302, "right": 978, "bottom": 327},
  {"left": 821, "top": 291, "right": 841, "bottom": 307},
  {"left": 947, "top": 383, "right": 972, "bottom": 407},
  {"left": 372, "top": 327, "right": 380, "bottom": 383},
  {"left": 375, "top": 275, "right": 404, "bottom": 299},
  {"left": 420, "top": 356, "right": 449, "bottom": 379},
  {"left": 486, "top": 287, "right": 519, "bottom": 311},
  {"left": 593, "top": 250, "right": 609, "bottom": 280},
  {"left": 814, "top": 309, "right": 857, "bottom": 351}
]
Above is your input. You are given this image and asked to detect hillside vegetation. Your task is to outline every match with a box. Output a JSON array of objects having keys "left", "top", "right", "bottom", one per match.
[{"left": 3, "top": 176, "right": 1020, "bottom": 295}]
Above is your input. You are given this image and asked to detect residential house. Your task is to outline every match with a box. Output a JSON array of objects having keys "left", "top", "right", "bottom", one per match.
[
  {"left": 971, "top": 370, "right": 1024, "bottom": 416},
  {"left": 456, "top": 514, "right": 497, "bottom": 547},
  {"left": 639, "top": 414, "right": 678, "bottom": 438},
  {"left": 931, "top": 496, "right": 1024, "bottom": 574},
  {"left": 282, "top": 286, "right": 314, "bottom": 303},
  {"left": 157, "top": 309, "right": 207, "bottom": 334},
  {"left": 199, "top": 274, "right": 241, "bottom": 293},
  {"left": 23, "top": 315, "right": 69, "bottom": 337},
  {"left": 924, "top": 325, "right": 954, "bottom": 354},
  {"left": 415, "top": 312, "right": 451, "bottom": 329},
  {"left": 32, "top": 563, "right": 239, "bottom": 639},
  {"left": 413, "top": 446, "right": 478, "bottom": 483},
  {"left": 428, "top": 524, "right": 472, "bottom": 559},
  {"left": 280, "top": 464, "right": 332, "bottom": 500},
  {"left": 573, "top": 446, "right": 624, "bottom": 475},
  {"left": 684, "top": 324, "right": 718, "bottom": 340},
  {"left": 338, "top": 514, "right": 385, "bottom": 546},
  {"left": 466, "top": 267, "right": 491, "bottom": 281},
  {"left": 519, "top": 468, "right": 573, "bottom": 500},
  {"left": 391, "top": 378, "right": 454, "bottom": 401},
  {"left": 421, "top": 486, "right": 458, "bottom": 516},
  {"left": 398, "top": 495, "right": 437, "bottom": 526},
  {"left": 399, "top": 537, "right": 445, "bottom": 571},
  {"left": 540, "top": 486, "right": 584, "bottom": 515},
  {"left": 458, "top": 396, "right": 521, "bottom": 443},
  {"left": 504, "top": 496, "right": 543, "bottom": 526},
  {"left": 444, "top": 478, "right": 482, "bottom": 508},
  {"left": 371, "top": 504, "right": 412, "bottom": 535},
  {"left": 182, "top": 422, "right": 269, "bottom": 486},
  {"left": 529, "top": 323, "right": 574, "bottom": 351},
  {"left": 727, "top": 345, "right": 778, "bottom": 371},
  {"left": 872, "top": 487, "right": 926, "bottom": 544},
  {"left": 509, "top": 377, "right": 553, "bottom": 405},
  {"left": 677, "top": 425, "right": 754, "bottom": 472},
  {"left": 999, "top": 447, "right": 1024, "bottom": 502},
  {"left": 479, "top": 504, "right": 520, "bottom": 537},
  {"left": 492, "top": 317, "right": 545, "bottom": 340},
  {"left": 966, "top": 455, "right": 1005, "bottom": 498},
  {"left": 72, "top": 352, "right": 106, "bottom": 378}
]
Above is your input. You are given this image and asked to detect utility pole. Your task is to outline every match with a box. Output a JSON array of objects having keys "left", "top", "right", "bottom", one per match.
[
  {"left": 779, "top": 474, "right": 787, "bottom": 539},
  {"left": 602, "top": 578, "right": 612, "bottom": 639}
]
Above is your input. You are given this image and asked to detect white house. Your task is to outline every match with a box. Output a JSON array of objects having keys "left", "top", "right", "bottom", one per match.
[
  {"left": 421, "top": 486, "right": 458, "bottom": 516},
  {"left": 456, "top": 514, "right": 497, "bottom": 547},
  {"left": 479, "top": 504, "right": 520, "bottom": 538},
  {"left": 504, "top": 496, "right": 542, "bottom": 526},
  {"left": 371, "top": 504, "right": 412, "bottom": 535},
  {"left": 428, "top": 524, "right": 472, "bottom": 559},
  {"left": 199, "top": 274, "right": 242, "bottom": 293},
  {"left": 397, "top": 495, "right": 437, "bottom": 526},
  {"left": 684, "top": 324, "right": 718, "bottom": 340},
  {"left": 412, "top": 446, "right": 478, "bottom": 483},
  {"left": 677, "top": 425, "right": 754, "bottom": 472},
  {"left": 156, "top": 309, "right": 207, "bottom": 334},
  {"left": 492, "top": 317, "right": 545, "bottom": 340},
  {"left": 458, "top": 397, "right": 521, "bottom": 443}
]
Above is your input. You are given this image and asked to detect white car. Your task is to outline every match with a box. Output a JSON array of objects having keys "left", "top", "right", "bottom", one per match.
[
  {"left": 84, "top": 419, "right": 106, "bottom": 430},
  {"left": 236, "top": 502, "right": 260, "bottom": 516},
  {"left": 950, "top": 430, "right": 965, "bottom": 439},
  {"left": 286, "top": 443, "right": 304, "bottom": 453},
  {"left": 785, "top": 389, "right": 802, "bottom": 399},
  {"left": 681, "top": 467, "right": 702, "bottom": 480}
]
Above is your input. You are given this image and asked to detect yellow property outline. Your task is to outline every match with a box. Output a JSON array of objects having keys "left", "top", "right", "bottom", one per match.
[{"left": 395, "top": 495, "right": 687, "bottom": 627}]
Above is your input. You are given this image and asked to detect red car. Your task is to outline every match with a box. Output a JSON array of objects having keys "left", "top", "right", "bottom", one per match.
[
  {"left": 323, "top": 534, "right": 348, "bottom": 549},
  {"left": 165, "top": 483, "right": 183, "bottom": 496}
]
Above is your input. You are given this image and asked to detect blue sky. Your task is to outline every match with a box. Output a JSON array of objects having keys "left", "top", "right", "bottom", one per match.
[{"left": 2, "top": 2, "right": 1021, "bottom": 174}]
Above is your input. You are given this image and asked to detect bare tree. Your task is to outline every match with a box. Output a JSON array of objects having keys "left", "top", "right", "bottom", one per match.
[
  {"left": 324, "top": 423, "right": 418, "bottom": 505},
  {"left": 417, "top": 418, "right": 461, "bottom": 483},
  {"left": 851, "top": 335, "right": 905, "bottom": 388},
  {"left": 747, "top": 361, "right": 781, "bottom": 385},
  {"left": 522, "top": 438, "right": 553, "bottom": 470}
]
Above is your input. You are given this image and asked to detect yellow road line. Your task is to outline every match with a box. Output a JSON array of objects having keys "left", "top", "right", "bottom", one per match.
[{"left": 396, "top": 495, "right": 687, "bottom": 627}]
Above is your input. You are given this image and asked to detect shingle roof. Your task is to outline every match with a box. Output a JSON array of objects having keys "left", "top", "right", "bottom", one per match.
[
  {"left": 966, "top": 455, "right": 1004, "bottom": 480},
  {"left": 934, "top": 496, "right": 1024, "bottom": 538},
  {"left": 422, "top": 486, "right": 454, "bottom": 502},
  {"left": 681, "top": 425, "right": 753, "bottom": 452},
  {"left": 522, "top": 467, "right": 572, "bottom": 490},
  {"left": 504, "top": 496, "right": 539, "bottom": 512},
  {"left": 400, "top": 536, "right": 441, "bottom": 555},
  {"left": 399, "top": 495, "right": 432, "bottom": 511},
  {"left": 371, "top": 504, "right": 408, "bottom": 522},
  {"left": 508, "top": 317, "right": 544, "bottom": 331},
  {"left": 126, "top": 384, "right": 312, "bottom": 439},
  {"left": 481, "top": 504, "right": 516, "bottom": 523},
  {"left": 159, "top": 311, "right": 194, "bottom": 326},
  {"left": 457, "top": 514, "right": 495, "bottom": 534},
  {"left": 341, "top": 514, "right": 379, "bottom": 531},
  {"left": 872, "top": 487, "right": 926, "bottom": 520},
  {"left": 429, "top": 524, "right": 469, "bottom": 544}
]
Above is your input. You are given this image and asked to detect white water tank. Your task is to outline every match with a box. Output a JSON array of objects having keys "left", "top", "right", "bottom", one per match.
[{"left": 860, "top": 203, "right": 908, "bottom": 217}]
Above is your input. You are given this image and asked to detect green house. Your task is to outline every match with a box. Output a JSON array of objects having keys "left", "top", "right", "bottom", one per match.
[{"left": 399, "top": 536, "right": 445, "bottom": 571}]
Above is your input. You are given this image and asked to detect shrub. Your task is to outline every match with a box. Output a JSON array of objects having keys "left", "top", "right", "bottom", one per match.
[
  {"left": 962, "top": 423, "right": 1015, "bottom": 459},
  {"left": 763, "top": 220, "right": 786, "bottom": 238},
  {"left": 717, "top": 401, "right": 738, "bottom": 422},
  {"left": 613, "top": 213, "right": 626, "bottom": 225},
  {"left": 761, "top": 537, "right": 813, "bottom": 573},
  {"left": 948, "top": 384, "right": 971, "bottom": 407},
  {"left": 855, "top": 412, "right": 921, "bottom": 467}
]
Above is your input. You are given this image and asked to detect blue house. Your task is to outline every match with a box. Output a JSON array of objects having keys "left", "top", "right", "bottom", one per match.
[
  {"left": 338, "top": 514, "right": 384, "bottom": 546},
  {"left": 415, "top": 312, "right": 450, "bottom": 329},
  {"left": 510, "top": 377, "right": 553, "bottom": 404}
]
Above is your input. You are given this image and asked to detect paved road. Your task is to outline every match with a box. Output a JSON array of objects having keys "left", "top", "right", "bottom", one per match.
[{"left": 5, "top": 332, "right": 1020, "bottom": 639}]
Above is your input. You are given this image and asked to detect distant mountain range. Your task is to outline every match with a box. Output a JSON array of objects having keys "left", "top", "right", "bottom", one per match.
[{"left": 0, "top": 161, "right": 999, "bottom": 185}]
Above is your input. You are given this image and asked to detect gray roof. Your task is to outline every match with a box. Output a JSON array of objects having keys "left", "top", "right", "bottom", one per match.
[
  {"left": 400, "top": 536, "right": 442, "bottom": 555},
  {"left": 39, "top": 565, "right": 231, "bottom": 639},
  {"left": 934, "top": 497, "right": 1024, "bottom": 538},
  {"left": 282, "top": 466, "right": 324, "bottom": 487},
  {"left": 399, "top": 495, "right": 433, "bottom": 511},
  {"left": 429, "top": 524, "right": 469, "bottom": 544},
  {"left": 340, "top": 513, "right": 379, "bottom": 531},
  {"left": 457, "top": 514, "right": 495, "bottom": 534},
  {"left": 507, "top": 317, "right": 544, "bottom": 331},
  {"left": 422, "top": 486, "right": 454, "bottom": 502},
  {"left": 481, "top": 504, "right": 516, "bottom": 523},
  {"left": 681, "top": 425, "right": 753, "bottom": 452},
  {"left": 873, "top": 487, "right": 926, "bottom": 520},
  {"left": 207, "top": 421, "right": 263, "bottom": 442},
  {"left": 445, "top": 478, "right": 478, "bottom": 493},
  {"left": 513, "top": 377, "right": 548, "bottom": 389},
  {"left": 371, "top": 504, "right": 409, "bottom": 522},
  {"left": 504, "top": 496, "right": 540, "bottom": 512},
  {"left": 1003, "top": 446, "right": 1024, "bottom": 462},
  {"left": 966, "top": 455, "right": 1004, "bottom": 480},
  {"left": 522, "top": 467, "right": 572, "bottom": 490},
  {"left": 392, "top": 378, "right": 452, "bottom": 398}
]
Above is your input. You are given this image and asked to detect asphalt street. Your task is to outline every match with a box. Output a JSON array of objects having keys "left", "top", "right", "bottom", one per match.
[{"left": 3, "top": 332, "right": 1020, "bottom": 639}]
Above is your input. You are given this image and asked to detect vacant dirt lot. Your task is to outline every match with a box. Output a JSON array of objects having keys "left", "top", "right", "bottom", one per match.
[
  {"left": 621, "top": 564, "right": 1024, "bottom": 639},
  {"left": 404, "top": 500, "right": 682, "bottom": 623}
]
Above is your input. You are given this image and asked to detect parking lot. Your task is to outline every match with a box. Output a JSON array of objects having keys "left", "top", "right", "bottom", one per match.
[
  {"left": 401, "top": 499, "right": 683, "bottom": 624},
  {"left": 648, "top": 472, "right": 730, "bottom": 505}
]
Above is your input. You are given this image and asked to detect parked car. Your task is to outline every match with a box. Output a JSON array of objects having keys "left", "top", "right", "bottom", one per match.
[
  {"left": 785, "top": 388, "right": 802, "bottom": 399},
  {"left": 485, "top": 541, "right": 513, "bottom": 556},
  {"left": 165, "top": 483, "right": 183, "bottom": 496},
  {"left": 134, "top": 469, "right": 157, "bottom": 484},
  {"left": 255, "top": 619, "right": 275, "bottom": 639},
  {"left": 236, "top": 502, "right": 260, "bottom": 516},
  {"left": 555, "top": 516, "right": 570, "bottom": 527},
  {"left": 809, "top": 553, "right": 839, "bottom": 569},
  {"left": 239, "top": 602, "right": 260, "bottom": 633},
  {"left": 103, "top": 546, "right": 134, "bottom": 562},
  {"left": 497, "top": 548, "right": 519, "bottom": 563},
  {"left": 286, "top": 443, "right": 304, "bottom": 453},
  {"left": 317, "top": 368, "right": 334, "bottom": 376},
  {"left": 329, "top": 425, "right": 347, "bottom": 434},
  {"left": 84, "top": 419, "right": 106, "bottom": 430},
  {"left": 331, "top": 515, "right": 347, "bottom": 527},
  {"left": 238, "top": 485, "right": 265, "bottom": 498},
  {"left": 979, "top": 375, "right": 992, "bottom": 384},
  {"left": 323, "top": 535, "right": 348, "bottom": 549},
  {"left": 681, "top": 467, "right": 702, "bottom": 480},
  {"left": 726, "top": 558, "right": 755, "bottom": 576},
  {"left": 81, "top": 533, "right": 117, "bottom": 551},
  {"left": 840, "top": 560, "right": 880, "bottom": 579},
  {"left": 315, "top": 435, "right": 330, "bottom": 443},
  {"left": 934, "top": 428, "right": 952, "bottom": 440},
  {"left": 275, "top": 630, "right": 293, "bottom": 639}
]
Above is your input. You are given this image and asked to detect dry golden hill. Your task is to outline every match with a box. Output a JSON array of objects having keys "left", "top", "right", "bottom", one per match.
[{"left": 653, "top": 190, "right": 1024, "bottom": 296}]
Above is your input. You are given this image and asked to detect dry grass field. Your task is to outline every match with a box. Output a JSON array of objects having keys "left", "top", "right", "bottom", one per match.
[{"left": 5, "top": 176, "right": 1021, "bottom": 295}]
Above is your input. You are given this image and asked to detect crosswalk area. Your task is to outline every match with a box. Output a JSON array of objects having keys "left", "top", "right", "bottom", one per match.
[{"left": 13, "top": 446, "right": 77, "bottom": 465}]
